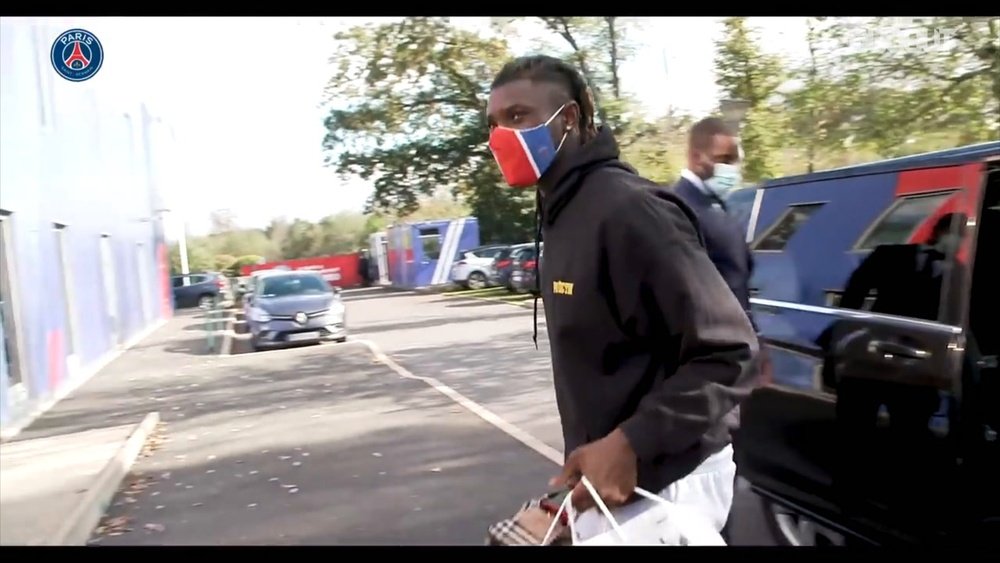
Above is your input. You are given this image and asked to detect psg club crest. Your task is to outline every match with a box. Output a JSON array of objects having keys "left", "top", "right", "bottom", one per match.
[{"left": 50, "top": 28, "right": 104, "bottom": 82}]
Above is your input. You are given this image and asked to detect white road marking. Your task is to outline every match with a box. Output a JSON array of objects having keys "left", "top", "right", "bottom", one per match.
[{"left": 352, "top": 338, "right": 563, "bottom": 466}]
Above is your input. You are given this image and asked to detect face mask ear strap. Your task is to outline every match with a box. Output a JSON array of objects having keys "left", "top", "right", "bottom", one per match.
[
  {"left": 544, "top": 102, "right": 569, "bottom": 127},
  {"left": 554, "top": 130, "right": 569, "bottom": 154}
]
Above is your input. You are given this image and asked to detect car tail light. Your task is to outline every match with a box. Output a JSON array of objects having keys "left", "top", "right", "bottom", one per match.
[
  {"left": 496, "top": 259, "right": 511, "bottom": 268},
  {"left": 523, "top": 259, "right": 537, "bottom": 270},
  {"left": 216, "top": 278, "right": 226, "bottom": 289}
]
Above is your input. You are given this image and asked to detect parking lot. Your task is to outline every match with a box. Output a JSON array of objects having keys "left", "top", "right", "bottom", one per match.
[{"left": 50, "top": 286, "right": 774, "bottom": 545}]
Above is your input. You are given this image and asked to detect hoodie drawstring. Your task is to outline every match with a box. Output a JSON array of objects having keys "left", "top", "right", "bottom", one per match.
[{"left": 532, "top": 189, "right": 542, "bottom": 350}]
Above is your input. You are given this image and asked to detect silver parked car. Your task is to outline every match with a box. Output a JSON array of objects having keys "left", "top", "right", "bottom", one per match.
[{"left": 244, "top": 271, "right": 347, "bottom": 351}]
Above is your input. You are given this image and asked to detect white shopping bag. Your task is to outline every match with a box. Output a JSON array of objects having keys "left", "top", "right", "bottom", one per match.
[{"left": 541, "top": 476, "right": 727, "bottom": 546}]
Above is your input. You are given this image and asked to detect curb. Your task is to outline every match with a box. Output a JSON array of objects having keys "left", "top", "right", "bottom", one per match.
[{"left": 48, "top": 412, "right": 161, "bottom": 546}]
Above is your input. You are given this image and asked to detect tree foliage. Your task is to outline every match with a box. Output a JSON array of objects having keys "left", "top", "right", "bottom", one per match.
[
  {"left": 714, "top": 17, "right": 786, "bottom": 183},
  {"left": 313, "top": 16, "right": 998, "bottom": 245},
  {"left": 321, "top": 18, "right": 535, "bottom": 243}
]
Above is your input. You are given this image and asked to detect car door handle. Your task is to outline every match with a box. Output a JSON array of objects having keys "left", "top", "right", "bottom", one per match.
[{"left": 868, "top": 340, "right": 930, "bottom": 360}]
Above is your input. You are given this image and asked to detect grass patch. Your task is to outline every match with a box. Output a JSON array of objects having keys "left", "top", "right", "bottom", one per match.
[
  {"left": 444, "top": 286, "right": 538, "bottom": 306},
  {"left": 442, "top": 286, "right": 508, "bottom": 298}
]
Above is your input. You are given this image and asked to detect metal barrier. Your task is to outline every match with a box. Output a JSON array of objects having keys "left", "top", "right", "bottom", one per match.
[{"left": 203, "top": 296, "right": 226, "bottom": 353}]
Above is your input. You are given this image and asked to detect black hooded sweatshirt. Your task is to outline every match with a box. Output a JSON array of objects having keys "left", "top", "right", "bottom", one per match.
[{"left": 536, "top": 126, "right": 760, "bottom": 494}]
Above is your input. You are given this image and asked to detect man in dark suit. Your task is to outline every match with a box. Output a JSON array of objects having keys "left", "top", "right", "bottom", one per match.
[
  {"left": 672, "top": 118, "right": 760, "bottom": 542},
  {"left": 672, "top": 117, "right": 754, "bottom": 320}
]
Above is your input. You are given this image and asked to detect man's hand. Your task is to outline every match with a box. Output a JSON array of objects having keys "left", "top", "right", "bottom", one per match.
[{"left": 549, "top": 428, "right": 638, "bottom": 512}]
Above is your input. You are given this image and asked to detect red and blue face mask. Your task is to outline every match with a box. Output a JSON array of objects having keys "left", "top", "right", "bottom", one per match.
[{"left": 488, "top": 104, "right": 569, "bottom": 188}]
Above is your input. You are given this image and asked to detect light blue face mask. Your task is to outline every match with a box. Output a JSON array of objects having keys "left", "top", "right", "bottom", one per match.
[{"left": 705, "top": 163, "right": 742, "bottom": 196}]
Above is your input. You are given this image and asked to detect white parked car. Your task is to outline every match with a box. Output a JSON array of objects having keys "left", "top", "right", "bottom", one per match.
[{"left": 449, "top": 245, "right": 508, "bottom": 289}]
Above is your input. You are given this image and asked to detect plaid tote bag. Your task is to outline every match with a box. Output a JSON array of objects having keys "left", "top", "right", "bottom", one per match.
[{"left": 486, "top": 491, "right": 572, "bottom": 546}]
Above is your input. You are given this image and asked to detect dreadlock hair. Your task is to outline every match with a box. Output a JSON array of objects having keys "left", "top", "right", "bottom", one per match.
[
  {"left": 490, "top": 55, "right": 599, "bottom": 143},
  {"left": 689, "top": 117, "right": 735, "bottom": 151}
]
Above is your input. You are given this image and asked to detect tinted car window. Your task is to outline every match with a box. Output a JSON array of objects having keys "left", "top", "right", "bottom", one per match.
[
  {"left": 855, "top": 192, "right": 955, "bottom": 251},
  {"left": 259, "top": 274, "right": 330, "bottom": 297},
  {"left": 753, "top": 203, "right": 826, "bottom": 251},
  {"left": 835, "top": 192, "right": 968, "bottom": 323}
]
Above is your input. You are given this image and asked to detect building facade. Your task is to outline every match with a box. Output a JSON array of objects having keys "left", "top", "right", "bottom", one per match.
[{"left": 0, "top": 18, "right": 174, "bottom": 436}]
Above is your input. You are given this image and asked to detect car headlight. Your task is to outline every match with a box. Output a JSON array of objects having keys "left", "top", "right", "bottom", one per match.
[
  {"left": 327, "top": 302, "right": 346, "bottom": 320},
  {"left": 249, "top": 307, "right": 271, "bottom": 323}
]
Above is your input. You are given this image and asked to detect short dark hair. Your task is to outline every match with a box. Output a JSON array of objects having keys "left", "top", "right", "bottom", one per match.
[
  {"left": 491, "top": 55, "right": 597, "bottom": 139},
  {"left": 689, "top": 117, "right": 735, "bottom": 151}
]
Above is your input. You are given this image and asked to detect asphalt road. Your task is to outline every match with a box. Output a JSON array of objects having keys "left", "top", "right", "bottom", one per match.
[
  {"left": 91, "top": 341, "right": 557, "bottom": 545},
  {"left": 342, "top": 288, "right": 778, "bottom": 546}
]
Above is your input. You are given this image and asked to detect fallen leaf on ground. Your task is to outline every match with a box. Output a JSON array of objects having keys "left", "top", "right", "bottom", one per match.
[
  {"left": 292, "top": 461, "right": 302, "bottom": 467},
  {"left": 247, "top": 503, "right": 258, "bottom": 509},
  {"left": 372, "top": 452, "right": 382, "bottom": 457},
  {"left": 144, "top": 523, "right": 166, "bottom": 532}
]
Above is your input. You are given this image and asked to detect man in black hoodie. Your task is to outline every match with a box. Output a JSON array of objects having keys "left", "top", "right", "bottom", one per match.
[{"left": 486, "top": 55, "right": 759, "bottom": 540}]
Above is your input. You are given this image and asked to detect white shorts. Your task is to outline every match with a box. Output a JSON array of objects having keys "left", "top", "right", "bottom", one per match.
[{"left": 573, "top": 444, "right": 737, "bottom": 542}]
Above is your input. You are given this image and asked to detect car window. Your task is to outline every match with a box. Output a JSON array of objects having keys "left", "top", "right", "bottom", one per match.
[
  {"left": 259, "top": 274, "right": 331, "bottom": 298},
  {"left": 514, "top": 247, "right": 536, "bottom": 261},
  {"left": 855, "top": 192, "right": 955, "bottom": 251},
  {"left": 834, "top": 190, "right": 969, "bottom": 323},
  {"left": 753, "top": 203, "right": 826, "bottom": 251},
  {"left": 172, "top": 277, "right": 184, "bottom": 288}
]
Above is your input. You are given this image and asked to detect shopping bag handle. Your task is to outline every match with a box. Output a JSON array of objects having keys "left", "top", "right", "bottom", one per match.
[{"left": 540, "top": 476, "right": 630, "bottom": 545}]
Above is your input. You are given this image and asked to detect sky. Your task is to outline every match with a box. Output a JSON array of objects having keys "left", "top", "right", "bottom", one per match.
[{"left": 33, "top": 17, "right": 811, "bottom": 236}]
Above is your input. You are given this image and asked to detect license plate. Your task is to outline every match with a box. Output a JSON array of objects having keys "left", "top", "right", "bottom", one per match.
[
  {"left": 512, "top": 274, "right": 522, "bottom": 281},
  {"left": 287, "top": 331, "right": 319, "bottom": 342}
]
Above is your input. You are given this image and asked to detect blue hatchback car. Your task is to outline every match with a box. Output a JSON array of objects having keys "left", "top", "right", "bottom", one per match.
[{"left": 244, "top": 271, "right": 347, "bottom": 351}]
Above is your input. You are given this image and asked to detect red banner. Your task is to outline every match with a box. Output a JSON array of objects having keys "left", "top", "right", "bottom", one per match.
[{"left": 241, "top": 254, "right": 362, "bottom": 288}]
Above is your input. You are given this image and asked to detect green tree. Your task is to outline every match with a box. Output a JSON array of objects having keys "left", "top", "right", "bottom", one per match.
[
  {"left": 821, "top": 17, "right": 999, "bottom": 156},
  {"left": 314, "top": 212, "right": 369, "bottom": 255},
  {"left": 714, "top": 17, "right": 786, "bottom": 182},
  {"left": 207, "top": 229, "right": 280, "bottom": 261},
  {"left": 229, "top": 255, "right": 265, "bottom": 276},
  {"left": 322, "top": 18, "right": 535, "bottom": 243},
  {"left": 168, "top": 241, "right": 214, "bottom": 275},
  {"left": 281, "top": 218, "right": 322, "bottom": 259},
  {"left": 213, "top": 254, "right": 236, "bottom": 272}
]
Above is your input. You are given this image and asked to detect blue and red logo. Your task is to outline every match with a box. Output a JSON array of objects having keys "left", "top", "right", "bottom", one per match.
[{"left": 50, "top": 28, "right": 104, "bottom": 82}]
